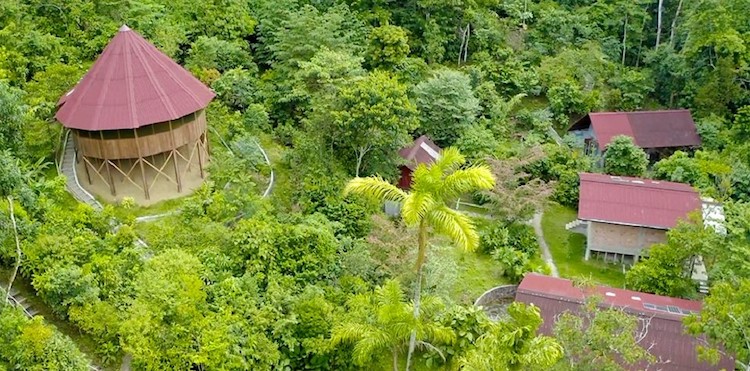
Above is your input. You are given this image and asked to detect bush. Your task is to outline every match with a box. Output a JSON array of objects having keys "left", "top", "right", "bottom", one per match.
[
  {"left": 0, "top": 305, "right": 90, "bottom": 370},
  {"left": 479, "top": 222, "right": 540, "bottom": 283},
  {"left": 603, "top": 136, "right": 648, "bottom": 177},
  {"left": 552, "top": 171, "right": 580, "bottom": 207}
]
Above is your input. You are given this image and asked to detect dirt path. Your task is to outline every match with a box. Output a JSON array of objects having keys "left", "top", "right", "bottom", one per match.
[{"left": 531, "top": 211, "right": 560, "bottom": 277}]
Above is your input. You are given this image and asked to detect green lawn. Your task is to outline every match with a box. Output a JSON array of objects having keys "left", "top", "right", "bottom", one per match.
[
  {"left": 541, "top": 204, "right": 626, "bottom": 288},
  {"left": 438, "top": 246, "right": 509, "bottom": 305}
]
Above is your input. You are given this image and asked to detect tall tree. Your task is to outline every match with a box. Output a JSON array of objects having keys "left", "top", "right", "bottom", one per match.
[
  {"left": 603, "top": 135, "right": 648, "bottom": 176},
  {"left": 329, "top": 71, "right": 418, "bottom": 177},
  {"left": 345, "top": 147, "right": 494, "bottom": 370},
  {"left": 331, "top": 280, "right": 455, "bottom": 370},
  {"left": 553, "top": 293, "right": 657, "bottom": 370},
  {"left": 684, "top": 278, "right": 750, "bottom": 370},
  {"left": 413, "top": 70, "right": 480, "bottom": 147}
]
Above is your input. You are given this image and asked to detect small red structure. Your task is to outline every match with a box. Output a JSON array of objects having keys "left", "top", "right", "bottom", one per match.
[
  {"left": 569, "top": 173, "right": 702, "bottom": 262},
  {"left": 568, "top": 110, "right": 701, "bottom": 157},
  {"left": 397, "top": 135, "right": 441, "bottom": 189},
  {"left": 516, "top": 273, "right": 735, "bottom": 371}
]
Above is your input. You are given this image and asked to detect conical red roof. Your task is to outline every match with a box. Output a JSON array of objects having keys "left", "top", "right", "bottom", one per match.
[{"left": 56, "top": 25, "right": 215, "bottom": 131}]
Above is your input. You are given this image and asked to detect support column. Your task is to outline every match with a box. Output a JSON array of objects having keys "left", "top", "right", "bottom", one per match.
[
  {"left": 584, "top": 220, "right": 592, "bottom": 261},
  {"left": 196, "top": 132, "right": 205, "bottom": 178},
  {"left": 134, "top": 129, "right": 150, "bottom": 200},
  {"left": 99, "top": 131, "right": 116, "bottom": 196},
  {"left": 83, "top": 156, "right": 92, "bottom": 184},
  {"left": 167, "top": 120, "right": 182, "bottom": 193}
]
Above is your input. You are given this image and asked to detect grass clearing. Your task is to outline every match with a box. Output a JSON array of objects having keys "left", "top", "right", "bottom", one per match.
[
  {"left": 438, "top": 246, "right": 508, "bottom": 305},
  {"left": 541, "top": 204, "right": 626, "bottom": 287}
]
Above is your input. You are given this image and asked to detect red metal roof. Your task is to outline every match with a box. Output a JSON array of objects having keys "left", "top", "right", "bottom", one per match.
[
  {"left": 570, "top": 110, "right": 701, "bottom": 150},
  {"left": 518, "top": 273, "right": 702, "bottom": 317},
  {"left": 578, "top": 172, "right": 701, "bottom": 229},
  {"left": 56, "top": 25, "right": 215, "bottom": 131},
  {"left": 398, "top": 135, "right": 442, "bottom": 170},
  {"left": 516, "top": 274, "right": 734, "bottom": 371}
]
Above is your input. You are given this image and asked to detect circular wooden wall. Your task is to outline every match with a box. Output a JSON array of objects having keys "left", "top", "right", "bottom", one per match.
[{"left": 73, "top": 110, "right": 207, "bottom": 160}]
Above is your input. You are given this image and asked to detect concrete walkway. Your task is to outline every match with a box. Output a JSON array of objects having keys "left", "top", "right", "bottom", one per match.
[
  {"left": 531, "top": 211, "right": 560, "bottom": 277},
  {"left": 60, "top": 133, "right": 102, "bottom": 211}
]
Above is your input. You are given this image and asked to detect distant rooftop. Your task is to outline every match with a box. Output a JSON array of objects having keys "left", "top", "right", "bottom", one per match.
[
  {"left": 569, "top": 110, "right": 701, "bottom": 151},
  {"left": 398, "top": 135, "right": 441, "bottom": 170}
]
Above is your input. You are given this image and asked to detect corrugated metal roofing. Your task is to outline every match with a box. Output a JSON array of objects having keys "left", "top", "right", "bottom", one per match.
[
  {"left": 570, "top": 110, "right": 701, "bottom": 150},
  {"left": 578, "top": 172, "right": 701, "bottom": 229},
  {"left": 516, "top": 274, "right": 734, "bottom": 371},
  {"left": 398, "top": 135, "right": 442, "bottom": 170},
  {"left": 56, "top": 25, "right": 215, "bottom": 131}
]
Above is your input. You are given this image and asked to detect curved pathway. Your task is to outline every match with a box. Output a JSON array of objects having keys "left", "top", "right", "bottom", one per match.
[
  {"left": 531, "top": 211, "right": 559, "bottom": 277},
  {"left": 60, "top": 132, "right": 102, "bottom": 211}
]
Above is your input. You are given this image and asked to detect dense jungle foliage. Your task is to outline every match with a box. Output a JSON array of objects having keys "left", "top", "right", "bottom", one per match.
[{"left": 1, "top": 0, "right": 749, "bottom": 370}]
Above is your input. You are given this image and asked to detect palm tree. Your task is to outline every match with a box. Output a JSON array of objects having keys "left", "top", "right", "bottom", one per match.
[
  {"left": 344, "top": 147, "right": 494, "bottom": 370},
  {"left": 331, "top": 280, "right": 455, "bottom": 371}
]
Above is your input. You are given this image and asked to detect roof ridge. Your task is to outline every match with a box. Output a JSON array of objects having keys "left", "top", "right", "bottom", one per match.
[
  {"left": 124, "top": 31, "right": 139, "bottom": 128},
  {"left": 129, "top": 31, "right": 178, "bottom": 119}
]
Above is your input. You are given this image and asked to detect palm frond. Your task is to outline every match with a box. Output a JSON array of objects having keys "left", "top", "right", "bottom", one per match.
[
  {"left": 426, "top": 205, "right": 479, "bottom": 251},
  {"left": 440, "top": 164, "right": 495, "bottom": 200},
  {"left": 344, "top": 177, "right": 407, "bottom": 202},
  {"left": 401, "top": 192, "right": 435, "bottom": 226},
  {"left": 433, "top": 147, "right": 465, "bottom": 174}
]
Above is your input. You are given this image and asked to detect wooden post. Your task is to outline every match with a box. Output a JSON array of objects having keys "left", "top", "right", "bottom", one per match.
[
  {"left": 100, "top": 131, "right": 116, "bottom": 196},
  {"left": 168, "top": 120, "right": 183, "bottom": 192},
  {"left": 84, "top": 156, "right": 92, "bottom": 184},
  {"left": 134, "top": 129, "right": 150, "bottom": 200},
  {"left": 196, "top": 132, "right": 205, "bottom": 178}
]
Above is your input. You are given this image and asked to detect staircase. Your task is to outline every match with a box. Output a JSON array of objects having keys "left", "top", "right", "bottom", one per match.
[
  {"left": 5, "top": 288, "right": 37, "bottom": 317},
  {"left": 60, "top": 132, "right": 102, "bottom": 211},
  {"left": 565, "top": 219, "right": 587, "bottom": 233}
]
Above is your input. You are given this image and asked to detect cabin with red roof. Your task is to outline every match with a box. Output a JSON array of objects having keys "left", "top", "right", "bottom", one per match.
[
  {"left": 566, "top": 173, "right": 702, "bottom": 263},
  {"left": 568, "top": 110, "right": 701, "bottom": 159},
  {"left": 515, "top": 274, "right": 735, "bottom": 371},
  {"left": 397, "top": 135, "right": 441, "bottom": 189}
]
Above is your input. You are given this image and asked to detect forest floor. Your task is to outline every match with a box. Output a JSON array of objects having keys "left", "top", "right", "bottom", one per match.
[{"left": 541, "top": 204, "right": 626, "bottom": 287}]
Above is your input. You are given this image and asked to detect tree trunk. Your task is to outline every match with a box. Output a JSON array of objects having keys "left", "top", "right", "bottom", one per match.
[
  {"left": 655, "top": 0, "right": 664, "bottom": 47},
  {"left": 392, "top": 348, "right": 400, "bottom": 371},
  {"left": 5, "top": 196, "right": 21, "bottom": 304},
  {"left": 635, "top": 15, "right": 648, "bottom": 67},
  {"left": 405, "top": 220, "right": 428, "bottom": 371},
  {"left": 621, "top": 13, "right": 628, "bottom": 65},
  {"left": 355, "top": 145, "right": 371, "bottom": 178},
  {"left": 669, "top": 0, "right": 684, "bottom": 47}
]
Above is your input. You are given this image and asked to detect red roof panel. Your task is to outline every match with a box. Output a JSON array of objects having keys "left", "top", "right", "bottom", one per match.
[
  {"left": 516, "top": 274, "right": 734, "bottom": 371},
  {"left": 518, "top": 273, "right": 702, "bottom": 316},
  {"left": 580, "top": 110, "right": 701, "bottom": 150},
  {"left": 399, "top": 135, "right": 442, "bottom": 170},
  {"left": 578, "top": 173, "right": 700, "bottom": 229},
  {"left": 56, "top": 25, "right": 215, "bottom": 131},
  {"left": 589, "top": 112, "right": 634, "bottom": 150}
]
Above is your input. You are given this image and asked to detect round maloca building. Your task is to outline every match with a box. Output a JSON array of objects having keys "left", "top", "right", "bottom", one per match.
[{"left": 56, "top": 25, "right": 215, "bottom": 205}]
